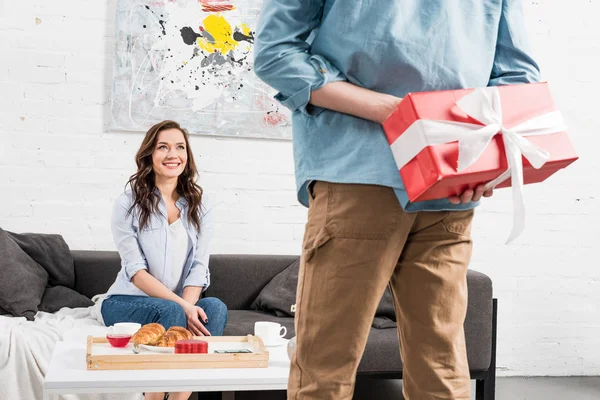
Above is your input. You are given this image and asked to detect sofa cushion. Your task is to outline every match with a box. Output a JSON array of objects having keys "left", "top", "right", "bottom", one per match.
[
  {"left": 7, "top": 230, "right": 75, "bottom": 288},
  {"left": 38, "top": 286, "right": 93, "bottom": 313},
  {"left": 250, "top": 259, "right": 299, "bottom": 317},
  {"left": 0, "top": 228, "right": 48, "bottom": 320}
]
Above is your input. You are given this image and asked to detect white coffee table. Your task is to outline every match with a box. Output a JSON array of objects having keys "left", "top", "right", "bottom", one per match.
[{"left": 43, "top": 339, "right": 291, "bottom": 400}]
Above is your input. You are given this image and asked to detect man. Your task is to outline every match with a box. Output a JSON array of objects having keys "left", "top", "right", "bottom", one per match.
[{"left": 254, "top": 1, "right": 539, "bottom": 399}]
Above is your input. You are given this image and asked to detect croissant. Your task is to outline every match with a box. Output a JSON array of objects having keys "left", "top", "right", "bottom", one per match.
[
  {"left": 155, "top": 326, "right": 193, "bottom": 347},
  {"left": 131, "top": 323, "right": 166, "bottom": 345}
]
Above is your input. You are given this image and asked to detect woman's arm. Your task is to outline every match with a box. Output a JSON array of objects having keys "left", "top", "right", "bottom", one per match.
[
  {"left": 182, "top": 197, "right": 214, "bottom": 291},
  {"left": 111, "top": 195, "right": 150, "bottom": 281},
  {"left": 131, "top": 270, "right": 190, "bottom": 307},
  {"left": 182, "top": 286, "right": 203, "bottom": 305}
]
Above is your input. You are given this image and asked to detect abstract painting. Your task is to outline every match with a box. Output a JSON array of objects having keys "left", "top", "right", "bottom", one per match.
[{"left": 109, "top": 0, "right": 291, "bottom": 139}]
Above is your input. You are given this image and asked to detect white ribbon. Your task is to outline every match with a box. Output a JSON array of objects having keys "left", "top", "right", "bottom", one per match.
[{"left": 390, "top": 87, "right": 567, "bottom": 244}]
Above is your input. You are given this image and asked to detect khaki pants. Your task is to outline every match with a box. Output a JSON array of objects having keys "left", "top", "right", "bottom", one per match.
[{"left": 288, "top": 182, "right": 474, "bottom": 400}]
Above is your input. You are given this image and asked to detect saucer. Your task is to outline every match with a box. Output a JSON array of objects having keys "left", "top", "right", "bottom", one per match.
[
  {"left": 263, "top": 338, "right": 288, "bottom": 347},
  {"left": 138, "top": 344, "right": 175, "bottom": 353}
]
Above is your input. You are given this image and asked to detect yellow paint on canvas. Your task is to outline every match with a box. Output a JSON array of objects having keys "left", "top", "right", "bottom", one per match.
[
  {"left": 241, "top": 23, "right": 251, "bottom": 36},
  {"left": 240, "top": 23, "right": 252, "bottom": 52},
  {"left": 196, "top": 14, "right": 238, "bottom": 54}
]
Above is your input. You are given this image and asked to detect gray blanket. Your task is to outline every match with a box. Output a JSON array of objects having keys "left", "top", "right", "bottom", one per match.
[{"left": 0, "top": 228, "right": 93, "bottom": 320}]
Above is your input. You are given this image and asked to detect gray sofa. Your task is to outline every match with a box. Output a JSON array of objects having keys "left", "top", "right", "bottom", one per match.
[{"left": 73, "top": 251, "right": 497, "bottom": 400}]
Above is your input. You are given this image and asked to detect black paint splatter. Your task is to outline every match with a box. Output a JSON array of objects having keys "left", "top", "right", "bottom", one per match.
[
  {"left": 227, "top": 53, "right": 247, "bottom": 67},
  {"left": 145, "top": 5, "right": 166, "bottom": 35},
  {"left": 233, "top": 30, "right": 254, "bottom": 44},
  {"left": 180, "top": 27, "right": 202, "bottom": 45}
]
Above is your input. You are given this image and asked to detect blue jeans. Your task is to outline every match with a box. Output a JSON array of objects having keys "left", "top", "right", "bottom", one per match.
[{"left": 101, "top": 295, "right": 228, "bottom": 336}]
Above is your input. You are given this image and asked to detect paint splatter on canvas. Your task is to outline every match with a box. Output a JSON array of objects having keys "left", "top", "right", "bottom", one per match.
[{"left": 110, "top": 0, "right": 291, "bottom": 139}]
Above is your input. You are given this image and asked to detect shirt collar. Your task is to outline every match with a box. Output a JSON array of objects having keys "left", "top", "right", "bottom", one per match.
[
  {"left": 153, "top": 187, "right": 189, "bottom": 210},
  {"left": 176, "top": 196, "right": 189, "bottom": 209}
]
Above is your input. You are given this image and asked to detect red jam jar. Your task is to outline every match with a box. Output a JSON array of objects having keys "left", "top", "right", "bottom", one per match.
[
  {"left": 106, "top": 334, "right": 132, "bottom": 348},
  {"left": 175, "top": 339, "right": 208, "bottom": 354}
]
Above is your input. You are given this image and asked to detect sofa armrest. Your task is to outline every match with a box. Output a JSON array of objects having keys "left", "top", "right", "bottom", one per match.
[{"left": 465, "top": 269, "right": 494, "bottom": 371}]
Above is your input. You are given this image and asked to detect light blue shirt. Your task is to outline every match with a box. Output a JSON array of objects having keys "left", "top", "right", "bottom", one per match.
[
  {"left": 105, "top": 190, "right": 213, "bottom": 298},
  {"left": 254, "top": 0, "right": 541, "bottom": 211}
]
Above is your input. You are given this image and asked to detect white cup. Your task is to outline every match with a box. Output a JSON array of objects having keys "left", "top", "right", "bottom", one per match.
[
  {"left": 108, "top": 322, "right": 142, "bottom": 336},
  {"left": 254, "top": 321, "right": 287, "bottom": 346}
]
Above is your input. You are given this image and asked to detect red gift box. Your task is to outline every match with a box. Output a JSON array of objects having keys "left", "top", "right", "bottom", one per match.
[{"left": 383, "top": 82, "right": 578, "bottom": 203}]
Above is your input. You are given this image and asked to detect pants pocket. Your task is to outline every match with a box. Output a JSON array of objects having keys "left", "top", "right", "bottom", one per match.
[
  {"left": 441, "top": 209, "right": 475, "bottom": 237},
  {"left": 302, "top": 225, "right": 332, "bottom": 263}
]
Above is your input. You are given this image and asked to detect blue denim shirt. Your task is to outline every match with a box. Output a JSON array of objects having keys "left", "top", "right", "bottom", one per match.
[
  {"left": 254, "top": 0, "right": 541, "bottom": 211},
  {"left": 105, "top": 190, "right": 213, "bottom": 299}
]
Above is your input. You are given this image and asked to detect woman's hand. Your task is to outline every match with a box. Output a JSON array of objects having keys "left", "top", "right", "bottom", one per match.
[{"left": 182, "top": 303, "right": 211, "bottom": 336}]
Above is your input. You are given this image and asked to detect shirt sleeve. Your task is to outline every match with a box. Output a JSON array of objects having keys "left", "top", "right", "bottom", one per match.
[
  {"left": 253, "top": 0, "right": 346, "bottom": 116},
  {"left": 183, "top": 197, "right": 214, "bottom": 290},
  {"left": 488, "top": 0, "right": 541, "bottom": 86},
  {"left": 111, "top": 195, "right": 148, "bottom": 281}
]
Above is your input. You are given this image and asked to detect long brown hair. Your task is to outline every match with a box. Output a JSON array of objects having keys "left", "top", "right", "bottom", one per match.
[{"left": 126, "top": 120, "right": 203, "bottom": 231}]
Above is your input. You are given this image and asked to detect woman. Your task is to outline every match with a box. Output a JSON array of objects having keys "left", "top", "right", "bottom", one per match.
[{"left": 100, "top": 120, "right": 227, "bottom": 400}]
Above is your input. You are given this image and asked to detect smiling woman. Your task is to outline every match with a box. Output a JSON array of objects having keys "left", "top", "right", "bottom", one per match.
[{"left": 92, "top": 120, "right": 228, "bottom": 400}]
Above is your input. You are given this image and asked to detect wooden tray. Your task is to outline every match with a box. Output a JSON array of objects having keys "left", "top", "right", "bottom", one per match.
[{"left": 86, "top": 335, "right": 270, "bottom": 370}]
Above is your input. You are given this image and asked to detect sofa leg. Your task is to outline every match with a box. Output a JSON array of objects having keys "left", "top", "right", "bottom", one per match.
[
  {"left": 475, "top": 298, "right": 498, "bottom": 400},
  {"left": 475, "top": 379, "right": 485, "bottom": 400},
  {"left": 485, "top": 299, "right": 498, "bottom": 400},
  {"left": 222, "top": 392, "right": 235, "bottom": 400},
  {"left": 484, "top": 298, "right": 498, "bottom": 400}
]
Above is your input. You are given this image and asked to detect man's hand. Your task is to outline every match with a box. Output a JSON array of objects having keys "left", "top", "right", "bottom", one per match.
[
  {"left": 449, "top": 184, "right": 494, "bottom": 204},
  {"left": 182, "top": 303, "right": 211, "bottom": 336}
]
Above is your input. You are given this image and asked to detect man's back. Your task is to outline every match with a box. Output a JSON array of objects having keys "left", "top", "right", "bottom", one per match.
[{"left": 315, "top": 0, "right": 503, "bottom": 94}]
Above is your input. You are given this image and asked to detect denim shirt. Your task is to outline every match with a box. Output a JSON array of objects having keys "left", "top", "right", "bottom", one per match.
[
  {"left": 254, "top": 0, "right": 541, "bottom": 212},
  {"left": 104, "top": 190, "right": 213, "bottom": 299}
]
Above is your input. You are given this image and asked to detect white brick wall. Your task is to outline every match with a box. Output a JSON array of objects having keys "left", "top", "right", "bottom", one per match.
[{"left": 0, "top": 0, "right": 598, "bottom": 377}]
